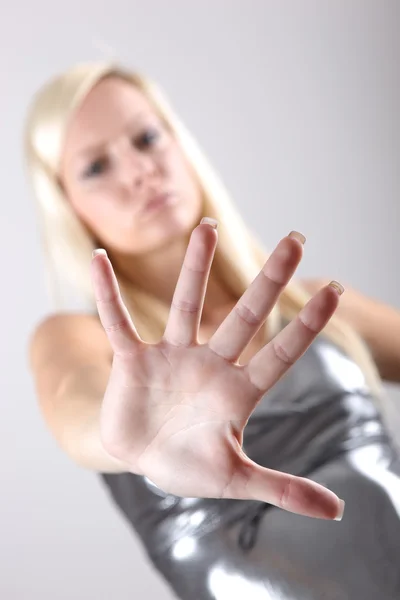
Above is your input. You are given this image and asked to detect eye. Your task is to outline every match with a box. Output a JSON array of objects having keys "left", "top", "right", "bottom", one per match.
[
  {"left": 134, "top": 128, "right": 161, "bottom": 150},
  {"left": 83, "top": 157, "right": 109, "bottom": 178}
]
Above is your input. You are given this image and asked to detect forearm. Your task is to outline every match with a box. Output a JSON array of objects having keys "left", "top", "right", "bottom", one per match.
[
  {"left": 300, "top": 278, "right": 400, "bottom": 384},
  {"left": 48, "top": 365, "right": 131, "bottom": 474},
  {"left": 337, "top": 292, "right": 400, "bottom": 384}
]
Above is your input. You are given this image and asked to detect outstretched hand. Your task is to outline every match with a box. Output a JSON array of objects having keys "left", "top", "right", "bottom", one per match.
[{"left": 91, "top": 219, "right": 345, "bottom": 521}]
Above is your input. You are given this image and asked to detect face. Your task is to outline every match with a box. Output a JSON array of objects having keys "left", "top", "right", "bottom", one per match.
[{"left": 60, "top": 76, "right": 203, "bottom": 255}]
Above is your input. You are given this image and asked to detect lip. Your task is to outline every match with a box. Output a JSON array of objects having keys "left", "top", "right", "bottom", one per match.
[{"left": 143, "top": 192, "right": 176, "bottom": 214}]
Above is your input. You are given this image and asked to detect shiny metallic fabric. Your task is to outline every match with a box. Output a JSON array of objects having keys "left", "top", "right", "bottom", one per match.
[{"left": 101, "top": 334, "right": 400, "bottom": 599}]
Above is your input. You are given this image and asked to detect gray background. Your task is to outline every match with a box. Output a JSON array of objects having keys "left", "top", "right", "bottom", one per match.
[{"left": 1, "top": 1, "right": 399, "bottom": 599}]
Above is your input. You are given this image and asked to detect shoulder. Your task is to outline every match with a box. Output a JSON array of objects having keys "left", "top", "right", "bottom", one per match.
[
  {"left": 30, "top": 312, "right": 102, "bottom": 345},
  {"left": 29, "top": 312, "right": 110, "bottom": 371}
]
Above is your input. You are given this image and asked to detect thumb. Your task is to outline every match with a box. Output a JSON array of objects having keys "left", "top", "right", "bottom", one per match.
[{"left": 226, "top": 455, "right": 345, "bottom": 521}]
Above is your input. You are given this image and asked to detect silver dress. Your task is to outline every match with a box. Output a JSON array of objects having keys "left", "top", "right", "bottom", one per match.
[{"left": 101, "top": 333, "right": 400, "bottom": 599}]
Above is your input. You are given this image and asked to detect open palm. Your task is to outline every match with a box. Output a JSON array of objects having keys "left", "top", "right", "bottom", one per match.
[{"left": 91, "top": 220, "right": 344, "bottom": 521}]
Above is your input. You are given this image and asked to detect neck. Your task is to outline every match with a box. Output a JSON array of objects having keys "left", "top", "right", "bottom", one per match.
[{"left": 108, "top": 237, "right": 234, "bottom": 326}]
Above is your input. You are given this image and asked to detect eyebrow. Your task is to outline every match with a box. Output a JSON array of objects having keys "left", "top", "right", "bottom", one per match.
[{"left": 75, "top": 113, "right": 154, "bottom": 159}]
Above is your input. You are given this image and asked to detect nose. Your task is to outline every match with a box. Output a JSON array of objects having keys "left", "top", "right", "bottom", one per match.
[{"left": 121, "top": 145, "right": 157, "bottom": 189}]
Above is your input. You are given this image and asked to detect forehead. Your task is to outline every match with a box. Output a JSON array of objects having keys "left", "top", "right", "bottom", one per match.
[
  {"left": 63, "top": 77, "right": 157, "bottom": 158},
  {"left": 76, "top": 76, "right": 154, "bottom": 125}
]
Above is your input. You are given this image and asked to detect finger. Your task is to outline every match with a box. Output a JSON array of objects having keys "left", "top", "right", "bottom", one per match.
[
  {"left": 209, "top": 231, "right": 305, "bottom": 360},
  {"left": 91, "top": 249, "right": 142, "bottom": 354},
  {"left": 163, "top": 218, "right": 218, "bottom": 346},
  {"left": 226, "top": 455, "right": 344, "bottom": 521},
  {"left": 246, "top": 281, "right": 344, "bottom": 391}
]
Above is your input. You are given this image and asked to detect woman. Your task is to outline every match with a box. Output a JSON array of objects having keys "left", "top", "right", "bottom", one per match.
[{"left": 25, "top": 62, "right": 400, "bottom": 599}]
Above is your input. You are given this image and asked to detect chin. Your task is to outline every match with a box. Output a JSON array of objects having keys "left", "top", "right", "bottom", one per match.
[{"left": 123, "top": 204, "right": 202, "bottom": 254}]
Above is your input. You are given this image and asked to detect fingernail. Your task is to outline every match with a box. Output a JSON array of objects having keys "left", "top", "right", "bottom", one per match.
[
  {"left": 200, "top": 217, "right": 218, "bottom": 229},
  {"left": 334, "top": 499, "right": 345, "bottom": 521},
  {"left": 329, "top": 280, "right": 345, "bottom": 295},
  {"left": 288, "top": 231, "right": 306, "bottom": 244},
  {"left": 92, "top": 249, "right": 107, "bottom": 258}
]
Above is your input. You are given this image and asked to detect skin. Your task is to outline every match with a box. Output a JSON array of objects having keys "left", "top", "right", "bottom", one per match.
[
  {"left": 58, "top": 75, "right": 345, "bottom": 517},
  {"left": 60, "top": 76, "right": 400, "bottom": 380},
  {"left": 31, "top": 74, "right": 400, "bottom": 520},
  {"left": 60, "top": 76, "right": 234, "bottom": 327},
  {"left": 90, "top": 229, "right": 344, "bottom": 517}
]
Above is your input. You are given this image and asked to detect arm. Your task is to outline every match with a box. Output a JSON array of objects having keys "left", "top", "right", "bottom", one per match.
[
  {"left": 300, "top": 278, "right": 400, "bottom": 384},
  {"left": 29, "top": 313, "right": 129, "bottom": 473}
]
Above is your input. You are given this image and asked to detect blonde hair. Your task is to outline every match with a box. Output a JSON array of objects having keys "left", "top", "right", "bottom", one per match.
[{"left": 24, "top": 61, "right": 383, "bottom": 399}]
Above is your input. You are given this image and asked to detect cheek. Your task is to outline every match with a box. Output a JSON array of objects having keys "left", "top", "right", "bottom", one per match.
[
  {"left": 67, "top": 185, "right": 119, "bottom": 236},
  {"left": 166, "top": 148, "right": 199, "bottom": 196},
  {"left": 67, "top": 187, "right": 96, "bottom": 225}
]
